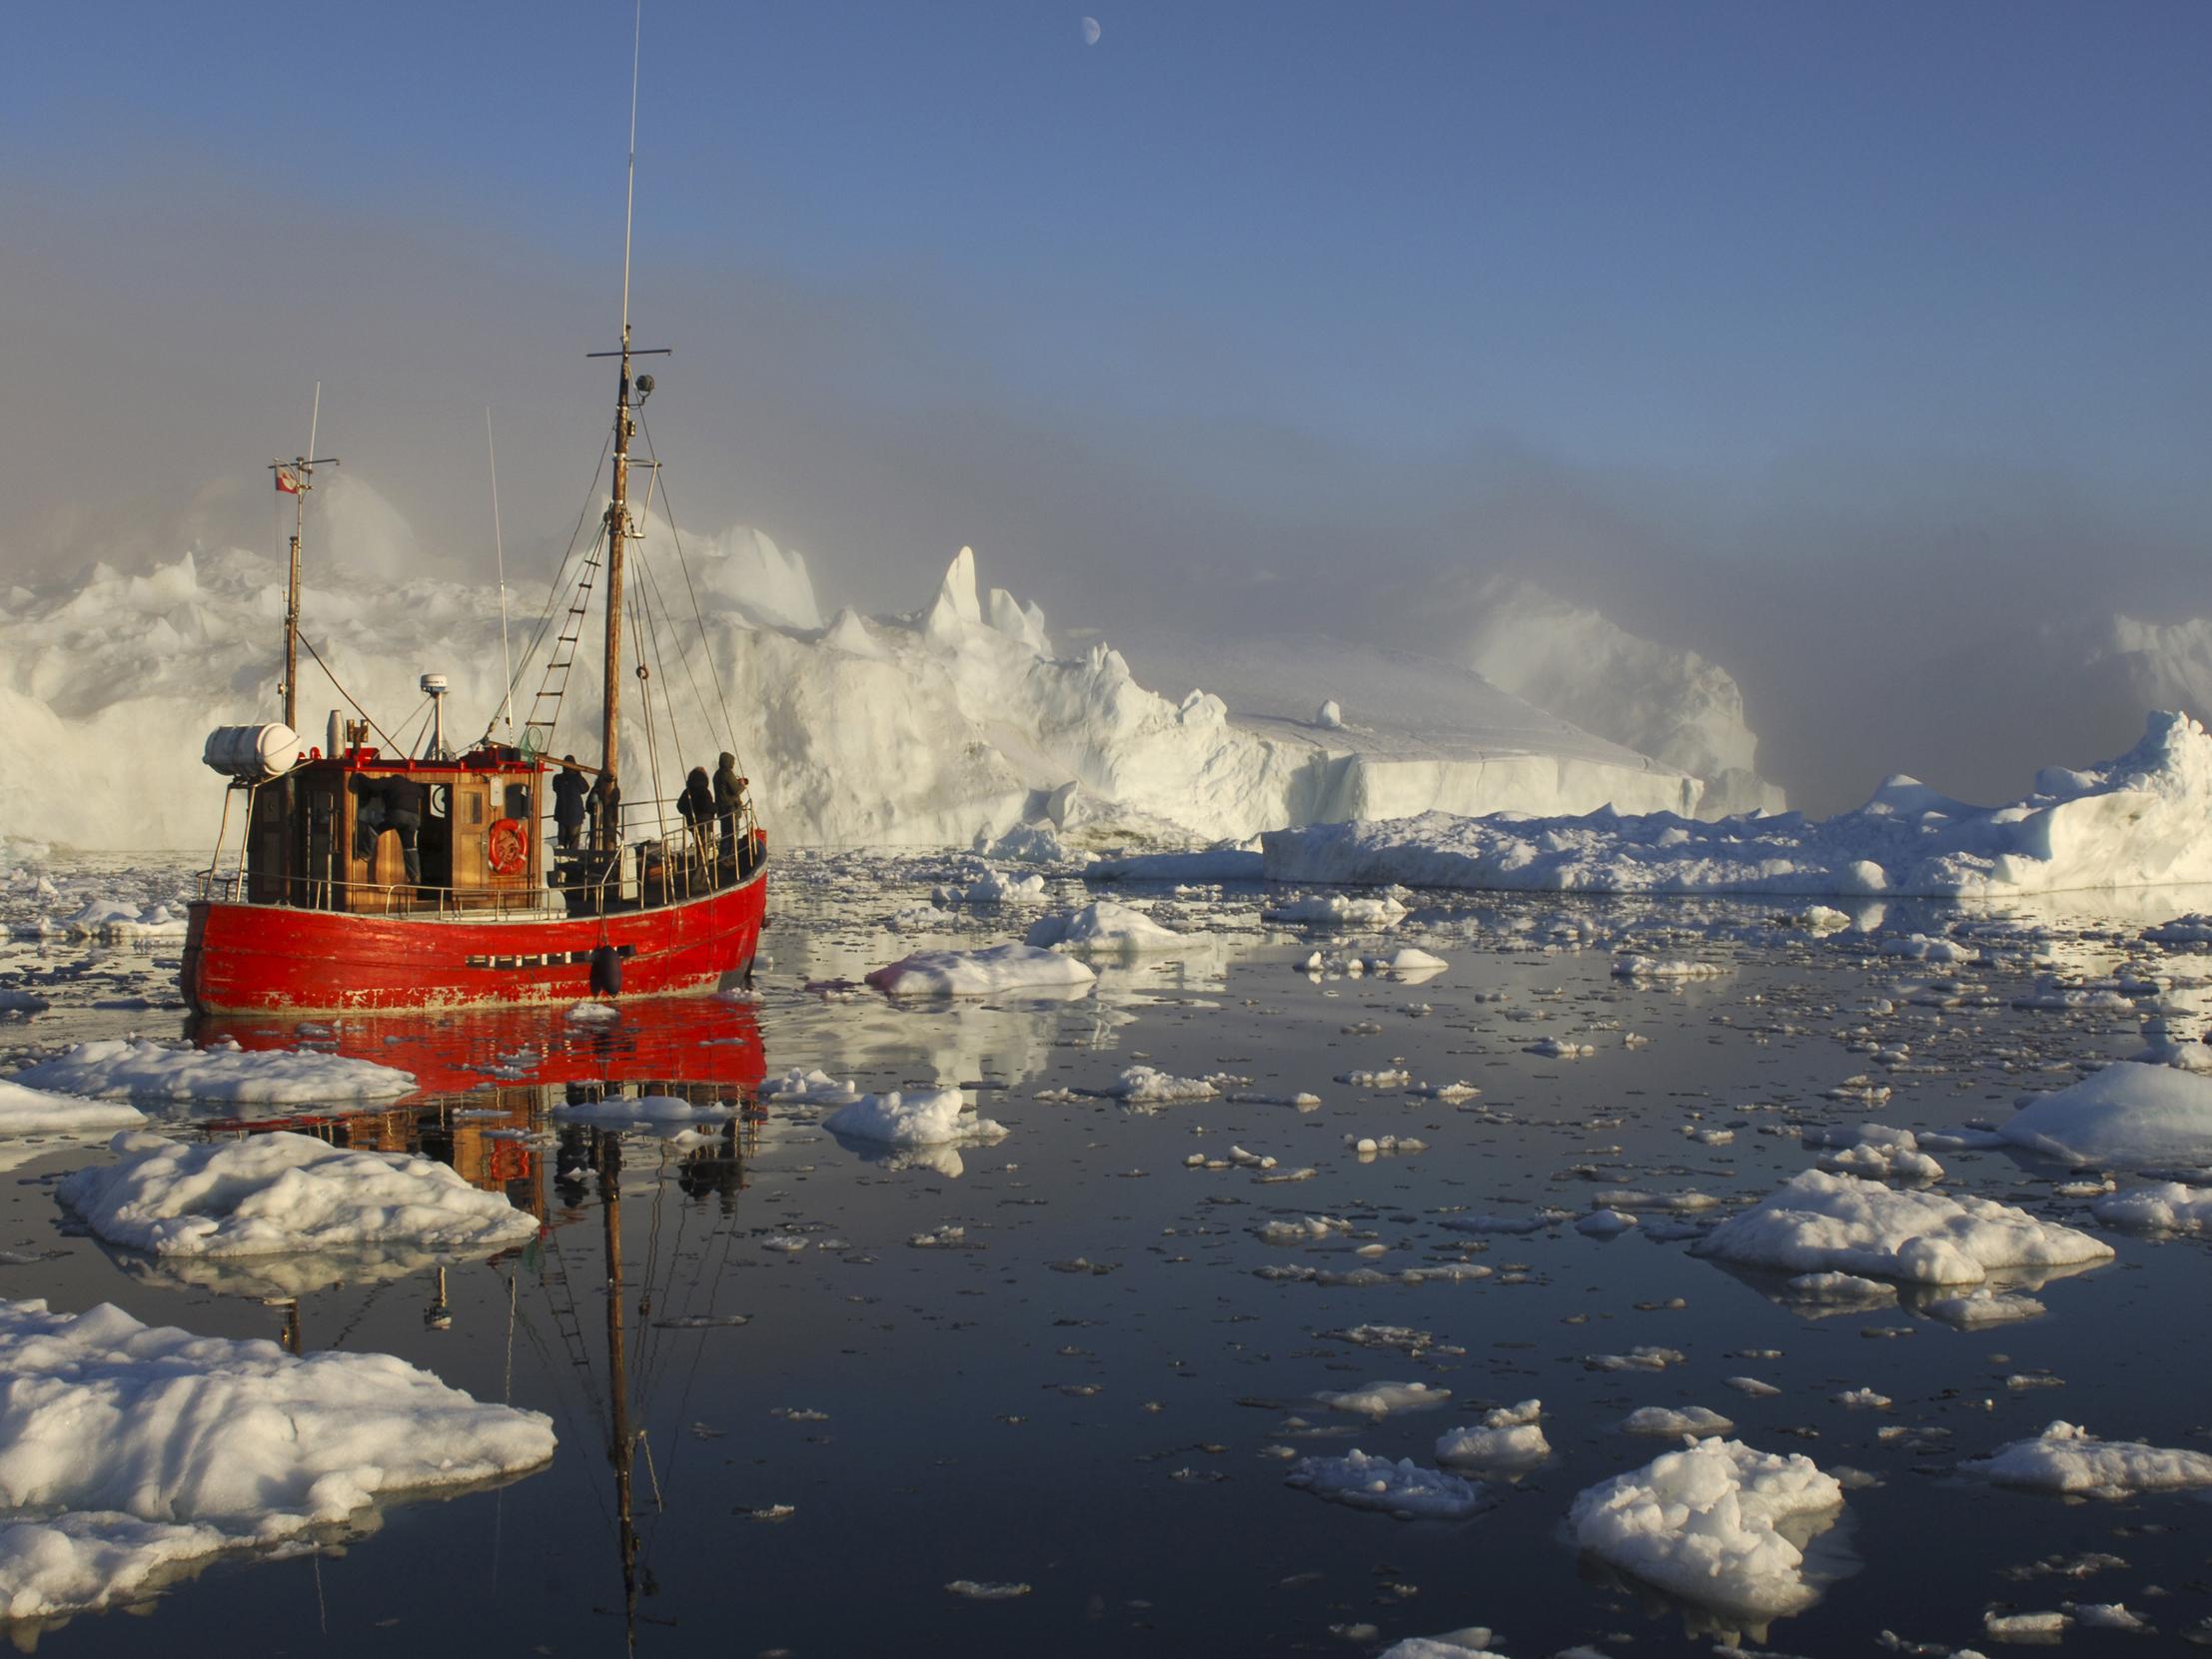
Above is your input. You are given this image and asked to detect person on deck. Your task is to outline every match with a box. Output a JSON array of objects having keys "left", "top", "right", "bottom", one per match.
[
  {"left": 588, "top": 772, "right": 621, "bottom": 847},
  {"left": 680, "top": 765, "right": 715, "bottom": 852},
  {"left": 552, "top": 757, "right": 589, "bottom": 853},
  {"left": 713, "top": 750, "right": 744, "bottom": 866},
  {"left": 377, "top": 773, "right": 427, "bottom": 888}
]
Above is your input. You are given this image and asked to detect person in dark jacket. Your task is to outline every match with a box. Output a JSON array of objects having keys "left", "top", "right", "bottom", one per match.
[
  {"left": 588, "top": 772, "right": 620, "bottom": 847},
  {"left": 552, "top": 756, "right": 590, "bottom": 853},
  {"left": 382, "top": 772, "right": 427, "bottom": 887},
  {"left": 713, "top": 751, "right": 743, "bottom": 834},
  {"left": 680, "top": 765, "right": 716, "bottom": 866}
]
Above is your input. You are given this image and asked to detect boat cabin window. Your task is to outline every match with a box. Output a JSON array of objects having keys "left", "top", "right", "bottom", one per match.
[{"left": 505, "top": 782, "right": 532, "bottom": 822}]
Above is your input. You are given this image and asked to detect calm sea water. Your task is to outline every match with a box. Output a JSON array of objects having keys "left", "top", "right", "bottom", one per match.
[{"left": 2, "top": 853, "right": 2209, "bottom": 1656}]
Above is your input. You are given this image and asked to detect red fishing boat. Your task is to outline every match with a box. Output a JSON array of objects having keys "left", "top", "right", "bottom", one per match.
[{"left": 182, "top": 96, "right": 766, "bottom": 1016}]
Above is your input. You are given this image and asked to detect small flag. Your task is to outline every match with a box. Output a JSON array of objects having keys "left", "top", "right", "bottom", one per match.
[{"left": 274, "top": 468, "right": 302, "bottom": 495}]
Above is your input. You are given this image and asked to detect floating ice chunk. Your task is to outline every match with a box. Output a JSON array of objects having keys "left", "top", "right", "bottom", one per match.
[
  {"left": 1966, "top": 1421, "right": 2212, "bottom": 1497},
  {"left": 0, "top": 1079, "right": 145, "bottom": 1136},
  {"left": 57, "top": 1131, "right": 538, "bottom": 1256},
  {"left": 2072, "top": 1603, "right": 2152, "bottom": 1632},
  {"left": 1526, "top": 1038, "right": 1596, "bottom": 1060},
  {"left": 563, "top": 1001, "right": 620, "bottom": 1024},
  {"left": 1578, "top": 1210, "right": 1639, "bottom": 1238},
  {"left": 1315, "top": 1380, "right": 1454, "bottom": 1419},
  {"left": 823, "top": 1089, "right": 1006, "bottom": 1148},
  {"left": 1592, "top": 1189, "right": 1720, "bottom": 1213},
  {"left": 1285, "top": 1449, "right": 1486, "bottom": 1519},
  {"left": 1347, "top": 1134, "right": 1426, "bottom": 1157},
  {"left": 1621, "top": 1405, "right": 1735, "bottom": 1437},
  {"left": 1569, "top": 1437, "right": 1844, "bottom": 1618},
  {"left": 944, "top": 1579, "right": 1031, "bottom": 1600},
  {"left": 1412, "top": 1080, "right": 1481, "bottom": 1102},
  {"left": 1691, "top": 1170, "right": 2114, "bottom": 1285},
  {"left": 61, "top": 899, "right": 188, "bottom": 940},
  {"left": 0, "top": 1297, "right": 553, "bottom": 1621},
  {"left": 1107, "top": 1067, "right": 1218, "bottom": 1104},
  {"left": 767, "top": 1068, "right": 865, "bottom": 1106},
  {"left": 1834, "top": 1388, "right": 1890, "bottom": 1409},
  {"left": 1585, "top": 1346, "right": 1685, "bottom": 1372},
  {"left": 1804, "top": 1124, "right": 1945, "bottom": 1183},
  {"left": 1255, "top": 1215, "right": 1350, "bottom": 1244},
  {"left": 935, "top": 868, "right": 1049, "bottom": 907},
  {"left": 1376, "top": 1633, "right": 1507, "bottom": 1659},
  {"left": 1613, "top": 956, "right": 1728, "bottom": 980},
  {"left": 1024, "top": 900, "right": 1184, "bottom": 956},
  {"left": 977, "top": 821, "right": 1067, "bottom": 864},
  {"left": 1726, "top": 1376, "right": 1781, "bottom": 1398},
  {"left": 1383, "top": 947, "right": 1449, "bottom": 978},
  {"left": 11, "top": 1039, "right": 416, "bottom": 1103},
  {"left": 2091, "top": 1182, "right": 2212, "bottom": 1235},
  {"left": 1338, "top": 1068, "right": 1413, "bottom": 1090},
  {"left": 865, "top": 944, "right": 1097, "bottom": 998},
  {"left": 1999, "top": 1064, "right": 2212, "bottom": 1167},
  {"left": 1435, "top": 1400, "right": 1549, "bottom": 1470},
  {"left": 1984, "top": 1609, "right": 2069, "bottom": 1639},
  {"left": 1264, "top": 894, "right": 1408, "bottom": 928}
]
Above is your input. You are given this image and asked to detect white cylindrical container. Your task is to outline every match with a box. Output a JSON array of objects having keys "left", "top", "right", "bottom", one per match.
[{"left": 203, "top": 724, "right": 303, "bottom": 782}]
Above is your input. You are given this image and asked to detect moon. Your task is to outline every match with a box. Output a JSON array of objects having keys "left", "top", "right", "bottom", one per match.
[{"left": 1080, "top": 15, "right": 1100, "bottom": 46}]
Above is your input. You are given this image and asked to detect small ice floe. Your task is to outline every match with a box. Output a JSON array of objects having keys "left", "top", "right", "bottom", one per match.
[
  {"left": 1802, "top": 1124, "right": 1945, "bottom": 1183},
  {"left": 1584, "top": 1345, "right": 1684, "bottom": 1373},
  {"left": 1255, "top": 1215, "right": 1351, "bottom": 1244},
  {"left": 1690, "top": 1169, "right": 2114, "bottom": 1284},
  {"left": 1263, "top": 894, "right": 1408, "bottom": 928},
  {"left": 978, "top": 821, "right": 1068, "bottom": 864},
  {"left": 2071, "top": 1602, "right": 2153, "bottom": 1633},
  {"left": 1592, "top": 1189, "right": 1720, "bottom": 1214},
  {"left": 0, "top": 1079, "right": 145, "bottom": 1136},
  {"left": 934, "top": 869, "right": 1048, "bottom": 907},
  {"left": 864, "top": 944, "right": 1097, "bottom": 998},
  {"left": 1985, "top": 1609, "right": 2070, "bottom": 1640},
  {"left": 1285, "top": 1448, "right": 1486, "bottom": 1519},
  {"left": 1825, "top": 1075, "right": 1894, "bottom": 1107},
  {"left": 1381, "top": 948, "right": 1448, "bottom": 980},
  {"left": 61, "top": 899, "right": 189, "bottom": 941},
  {"left": 59, "top": 1131, "right": 537, "bottom": 1256},
  {"left": 1612, "top": 955, "right": 1728, "bottom": 980},
  {"left": 1377, "top": 1631, "right": 1507, "bottom": 1659},
  {"left": 0, "top": 1297, "right": 553, "bottom": 1621},
  {"left": 1314, "top": 1380, "right": 1453, "bottom": 1419},
  {"left": 1435, "top": 1400, "right": 1549, "bottom": 1470},
  {"left": 11, "top": 1039, "right": 416, "bottom": 1103},
  {"left": 1926, "top": 1287, "right": 2047, "bottom": 1328},
  {"left": 1965, "top": 1421, "right": 2212, "bottom": 1497},
  {"left": 1569, "top": 1437, "right": 1845, "bottom": 1619},
  {"left": 2092, "top": 1181, "right": 2212, "bottom": 1236},
  {"left": 1835, "top": 1387, "right": 1891, "bottom": 1410},
  {"left": 1412, "top": 1080, "right": 1480, "bottom": 1103},
  {"left": 768, "top": 1068, "right": 866, "bottom": 1107},
  {"left": 907, "top": 1226, "right": 969, "bottom": 1248},
  {"left": 1338, "top": 1068, "right": 1413, "bottom": 1090},
  {"left": 553, "top": 1095, "right": 738, "bottom": 1129},
  {"left": 1577, "top": 1210, "right": 1639, "bottom": 1238},
  {"left": 1108, "top": 1066, "right": 1219, "bottom": 1105},
  {"left": 1441, "top": 1211, "right": 1564, "bottom": 1237},
  {"left": 1621, "top": 1405, "right": 1734, "bottom": 1437},
  {"left": 1346, "top": 1134, "right": 1426, "bottom": 1158},
  {"left": 1024, "top": 899, "right": 1184, "bottom": 956},
  {"left": 1725, "top": 1375, "right": 1782, "bottom": 1398},
  {"left": 563, "top": 1001, "right": 620, "bottom": 1024},
  {"left": 1525, "top": 1038, "right": 1595, "bottom": 1059},
  {"left": 2000, "top": 1062, "right": 2212, "bottom": 1167},
  {"left": 822, "top": 1088, "right": 1006, "bottom": 1148},
  {"left": 944, "top": 1579, "right": 1032, "bottom": 1600}
]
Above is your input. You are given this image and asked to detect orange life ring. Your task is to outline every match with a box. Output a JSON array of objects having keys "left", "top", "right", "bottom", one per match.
[{"left": 487, "top": 817, "right": 529, "bottom": 875}]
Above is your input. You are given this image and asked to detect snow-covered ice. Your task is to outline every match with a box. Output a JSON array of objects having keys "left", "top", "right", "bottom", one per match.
[
  {"left": 1966, "top": 1421, "right": 2212, "bottom": 1498},
  {"left": 11, "top": 1039, "right": 416, "bottom": 1103},
  {"left": 1569, "top": 1437, "right": 1844, "bottom": 1618},
  {"left": 1285, "top": 1449, "right": 1486, "bottom": 1519},
  {"left": 0, "top": 1297, "right": 553, "bottom": 1620},
  {"left": 822, "top": 1088, "right": 1007, "bottom": 1148},
  {"left": 1262, "top": 712, "right": 2212, "bottom": 898},
  {"left": 1999, "top": 1063, "right": 2212, "bottom": 1168},
  {"left": 1435, "top": 1400, "right": 1550, "bottom": 1470},
  {"left": 1023, "top": 900, "right": 1185, "bottom": 956},
  {"left": 0, "top": 1080, "right": 145, "bottom": 1136},
  {"left": 57, "top": 1131, "right": 539, "bottom": 1256},
  {"left": 865, "top": 944, "right": 1098, "bottom": 998},
  {"left": 2091, "top": 1182, "right": 2212, "bottom": 1236},
  {"left": 1314, "top": 1380, "right": 1454, "bottom": 1419},
  {"left": 1691, "top": 1169, "right": 2113, "bottom": 1284}
]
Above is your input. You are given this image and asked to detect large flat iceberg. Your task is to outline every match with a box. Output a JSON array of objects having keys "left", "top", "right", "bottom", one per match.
[
  {"left": 1998, "top": 1062, "right": 2212, "bottom": 1168},
  {"left": 0, "top": 1297, "right": 554, "bottom": 1621},
  {"left": 58, "top": 1131, "right": 539, "bottom": 1256},
  {"left": 12, "top": 1039, "right": 417, "bottom": 1103},
  {"left": 1261, "top": 711, "right": 2212, "bottom": 898}
]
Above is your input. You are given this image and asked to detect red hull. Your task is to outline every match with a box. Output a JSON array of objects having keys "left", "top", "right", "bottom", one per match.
[{"left": 181, "top": 869, "right": 766, "bottom": 1015}]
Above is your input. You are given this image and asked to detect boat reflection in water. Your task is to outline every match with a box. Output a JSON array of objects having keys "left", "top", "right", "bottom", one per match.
[{"left": 138, "top": 995, "right": 769, "bottom": 1642}]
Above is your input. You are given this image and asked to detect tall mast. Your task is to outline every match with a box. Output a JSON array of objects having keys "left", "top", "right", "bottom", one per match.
[
  {"left": 596, "top": 1, "right": 646, "bottom": 846},
  {"left": 270, "top": 383, "right": 338, "bottom": 734}
]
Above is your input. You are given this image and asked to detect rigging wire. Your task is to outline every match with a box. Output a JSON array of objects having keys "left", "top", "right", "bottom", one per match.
[
  {"left": 294, "top": 629, "right": 408, "bottom": 755},
  {"left": 635, "top": 418, "right": 743, "bottom": 764}
]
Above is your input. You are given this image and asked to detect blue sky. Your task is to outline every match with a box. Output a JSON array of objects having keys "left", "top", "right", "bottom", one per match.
[{"left": 4, "top": 2, "right": 2210, "bottom": 803}]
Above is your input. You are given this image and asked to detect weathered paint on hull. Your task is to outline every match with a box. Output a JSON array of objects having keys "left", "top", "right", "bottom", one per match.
[{"left": 181, "top": 868, "right": 766, "bottom": 1015}]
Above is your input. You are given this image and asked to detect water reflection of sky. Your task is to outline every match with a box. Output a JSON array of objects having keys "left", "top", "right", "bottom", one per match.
[{"left": 2, "top": 854, "right": 2212, "bottom": 1653}]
